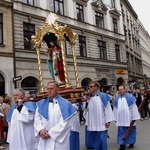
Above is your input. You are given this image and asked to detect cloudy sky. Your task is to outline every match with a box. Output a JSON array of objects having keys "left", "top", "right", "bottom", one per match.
[{"left": 128, "top": 0, "right": 150, "bottom": 34}]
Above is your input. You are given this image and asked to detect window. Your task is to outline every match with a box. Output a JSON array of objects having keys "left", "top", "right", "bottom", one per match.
[
  {"left": 112, "top": 18, "right": 118, "bottom": 33},
  {"left": 21, "top": 76, "right": 39, "bottom": 95},
  {"left": 23, "top": 0, "right": 34, "bottom": 6},
  {"left": 131, "top": 56, "right": 134, "bottom": 73},
  {"left": 76, "top": 3, "right": 84, "bottom": 22},
  {"left": 126, "top": 52, "right": 130, "bottom": 71},
  {"left": 79, "top": 35, "right": 86, "bottom": 57},
  {"left": 115, "top": 44, "right": 120, "bottom": 62},
  {"left": 98, "top": 40, "right": 107, "bottom": 60},
  {"left": 0, "top": 73, "right": 5, "bottom": 96},
  {"left": 50, "top": 0, "right": 64, "bottom": 15},
  {"left": 0, "top": 14, "right": 3, "bottom": 44},
  {"left": 23, "top": 23, "right": 35, "bottom": 50},
  {"left": 95, "top": 11, "right": 104, "bottom": 28},
  {"left": 111, "top": 0, "right": 115, "bottom": 8},
  {"left": 128, "top": 32, "right": 131, "bottom": 45}
]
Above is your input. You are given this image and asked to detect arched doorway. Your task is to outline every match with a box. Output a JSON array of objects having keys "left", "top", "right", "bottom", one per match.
[
  {"left": 98, "top": 78, "right": 110, "bottom": 92},
  {"left": 117, "top": 77, "right": 125, "bottom": 90},
  {"left": 0, "top": 73, "right": 5, "bottom": 96},
  {"left": 21, "top": 76, "right": 39, "bottom": 95},
  {"left": 81, "top": 78, "right": 92, "bottom": 89}
]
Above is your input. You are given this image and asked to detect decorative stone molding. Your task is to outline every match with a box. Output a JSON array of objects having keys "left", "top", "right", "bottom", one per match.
[
  {"left": 81, "top": 0, "right": 89, "bottom": 2},
  {"left": 109, "top": 9, "right": 121, "bottom": 18},
  {"left": 73, "top": 0, "right": 89, "bottom": 5},
  {"left": 91, "top": 0, "right": 108, "bottom": 11}
]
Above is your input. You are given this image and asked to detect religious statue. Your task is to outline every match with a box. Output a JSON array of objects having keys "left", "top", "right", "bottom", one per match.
[{"left": 45, "top": 40, "right": 65, "bottom": 84}]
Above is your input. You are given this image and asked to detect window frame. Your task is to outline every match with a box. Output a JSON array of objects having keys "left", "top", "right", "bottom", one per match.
[
  {"left": 115, "top": 44, "right": 121, "bottom": 62},
  {"left": 50, "top": 0, "right": 64, "bottom": 15},
  {"left": 79, "top": 35, "right": 87, "bottom": 57},
  {"left": 111, "top": 0, "right": 115, "bottom": 8},
  {"left": 23, "top": 22, "right": 35, "bottom": 50},
  {"left": 95, "top": 11, "right": 104, "bottom": 28},
  {"left": 0, "top": 14, "right": 3, "bottom": 45},
  {"left": 76, "top": 3, "right": 84, "bottom": 22},
  {"left": 98, "top": 40, "right": 107, "bottom": 60},
  {"left": 112, "top": 18, "right": 118, "bottom": 33},
  {"left": 22, "top": 0, "right": 34, "bottom": 6}
]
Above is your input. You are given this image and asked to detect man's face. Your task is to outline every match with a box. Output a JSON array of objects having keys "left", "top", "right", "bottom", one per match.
[
  {"left": 9, "top": 98, "right": 12, "bottom": 104},
  {"left": 47, "top": 82, "right": 58, "bottom": 98},
  {"left": 88, "top": 83, "right": 97, "bottom": 94},
  {"left": 13, "top": 92, "right": 24, "bottom": 102},
  {"left": 50, "top": 41, "right": 54, "bottom": 46},
  {"left": 0, "top": 98, "right": 3, "bottom": 104},
  {"left": 118, "top": 86, "right": 125, "bottom": 95}
]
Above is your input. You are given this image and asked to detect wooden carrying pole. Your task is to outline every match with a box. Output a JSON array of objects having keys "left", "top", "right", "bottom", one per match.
[{"left": 122, "top": 95, "right": 147, "bottom": 139}]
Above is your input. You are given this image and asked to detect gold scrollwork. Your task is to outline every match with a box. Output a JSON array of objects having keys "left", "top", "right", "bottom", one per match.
[{"left": 32, "top": 13, "right": 81, "bottom": 92}]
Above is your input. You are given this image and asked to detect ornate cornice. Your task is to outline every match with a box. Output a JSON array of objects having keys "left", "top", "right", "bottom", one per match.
[
  {"left": 109, "top": 9, "right": 121, "bottom": 17},
  {"left": 91, "top": 0, "right": 108, "bottom": 11},
  {"left": 73, "top": 0, "right": 89, "bottom": 5},
  {"left": 0, "top": 52, "right": 13, "bottom": 57},
  {"left": 0, "top": 0, "right": 12, "bottom": 7},
  {"left": 80, "top": 0, "right": 89, "bottom": 2}
]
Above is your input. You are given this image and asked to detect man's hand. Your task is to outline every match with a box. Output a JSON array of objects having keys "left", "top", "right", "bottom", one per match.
[
  {"left": 17, "top": 99, "right": 23, "bottom": 106},
  {"left": 39, "top": 129, "right": 50, "bottom": 139},
  {"left": 105, "top": 122, "right": 110, "bottom": 128}
]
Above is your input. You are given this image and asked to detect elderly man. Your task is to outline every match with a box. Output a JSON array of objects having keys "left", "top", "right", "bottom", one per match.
[
  {"left": 113, "top": 85, "right": 140, "bottom": 150},
  {"left": 85, "top": 81, "right": 114, "bottom": 150},
  {"left": 7, "top": 88, "right": 37, "bottom": 150},
  {"left": 34, "top": 81, "right": 76, "bottom": 150}
]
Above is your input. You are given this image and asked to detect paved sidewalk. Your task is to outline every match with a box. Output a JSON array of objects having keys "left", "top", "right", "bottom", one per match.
[{"left": 2, "top": 117, "right": 150, "bottom": 150}]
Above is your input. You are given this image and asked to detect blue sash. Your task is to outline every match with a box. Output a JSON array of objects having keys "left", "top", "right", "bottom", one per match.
[
  {"left": 37, "top": 94, "right": 76, "bottom": 121},
  {"left": 7, "top": 101, "right": 36, "bottom": 122},
  {"left": 113, "top": 93, "right": 136, "bottom": 108},
  {"left": 91, "top": 91, "right": 110, "bottom": 107}
]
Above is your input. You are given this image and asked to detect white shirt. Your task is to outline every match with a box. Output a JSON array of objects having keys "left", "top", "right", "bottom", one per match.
[
  {"left": 7, "top": 105, "right": 37, "bottom": 150},
  {"left": 34, "top": 100, "right": 73, "bottom": 150},
  {"left": 113, "top": 97, "right": 140, "bottom": 126},
  {"left": 87, "top": 95, "right": 114, "bottom": 131}
]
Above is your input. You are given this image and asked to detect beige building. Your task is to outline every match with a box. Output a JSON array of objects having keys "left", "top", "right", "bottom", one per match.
[
  {"left": 0, "top": 0, "right": 13, "bottom": 96},
  {"left": 1, "top": 0, "right": 149, "bottom": 97},
  {"left": 120, "top": 0, "right": 143, "bottom": 89},
  {"left": 11, "top": 0, "right": 132, "bottom": 95},
  {"left": 138, "top": 19, "right": 150, "bottom": 80}
]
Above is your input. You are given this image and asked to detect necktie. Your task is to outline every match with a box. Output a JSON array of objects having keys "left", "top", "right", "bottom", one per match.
[
  {"left": 49, "top": 98, "right": 53, "bottom": 103},
  {"left": 121, "top": 94, "right": 124, "bottom": 99},
  {"left": 85, "top": 102, "right": 88, "bottom": 109},
  {"left": 17, "top": 104, "right": 23, "bottom": 112},
  {"left": 90, "top": 94, "right": 98, "bottom": 97}
]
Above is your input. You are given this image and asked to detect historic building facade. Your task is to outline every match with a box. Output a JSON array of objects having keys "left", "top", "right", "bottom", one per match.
[
  {"left": 0, "top": 0, "right": 13, "bottom": 96},
  {"left": 120, "top": 0, "right": 143, "bottom": 89},
  {"left": 1, "top": 0, "right": 150, "bottom": 97},
  {"left": 12, "top": 0, "right": 130, "bottom": 94},
  {"left": 138, "top": 19, "right": 150, "bottom": 80}
]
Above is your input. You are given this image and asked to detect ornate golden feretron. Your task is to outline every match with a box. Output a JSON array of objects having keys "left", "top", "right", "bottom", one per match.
[{"left": 32, "top": 13, "right": 84, "bottom": 102}]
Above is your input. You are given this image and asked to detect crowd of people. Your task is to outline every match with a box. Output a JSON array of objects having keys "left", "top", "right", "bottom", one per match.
[{"left": 0, "top": 80, "right": 149, "bottom": 150}]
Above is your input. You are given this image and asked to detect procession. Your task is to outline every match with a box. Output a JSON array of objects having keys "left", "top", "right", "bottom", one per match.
[
  {"left": 1, "top": 0, "right": 150, "bottom": 150},
  {"left": 0, "top": 78, "right": 150, "bottom": 150}
]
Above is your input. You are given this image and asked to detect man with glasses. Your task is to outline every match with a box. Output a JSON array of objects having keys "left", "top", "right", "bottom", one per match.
[
  {"left": 85, "top": 81, "right": 114, "bottom": 150},
  {"left": 113, "top": 85, "right": 140, "bottom": 150}
]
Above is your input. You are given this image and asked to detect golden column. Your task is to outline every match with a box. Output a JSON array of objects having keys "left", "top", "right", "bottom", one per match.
[
  {"left": 71, "top": 43, "right": 80, "bottom": 87},
  {"left": 36, "top": 46, "right": 45, "bottom": 92},
  {"left": 59, "top": 39, "right": 71, "bottom": 87}
]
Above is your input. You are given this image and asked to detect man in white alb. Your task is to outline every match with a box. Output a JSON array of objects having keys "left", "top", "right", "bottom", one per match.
[
  {"left": 113, "top": 85, "right": 140, "bottom": 150},
  {"left": 34, "top": 81, "right": 76, "bottom": 150},
  {"left": 85, "top": 81, "right": 114, "bottom": 150},
  {"left": 7, "top": 88, "right": 37, "bottom": 150}
]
